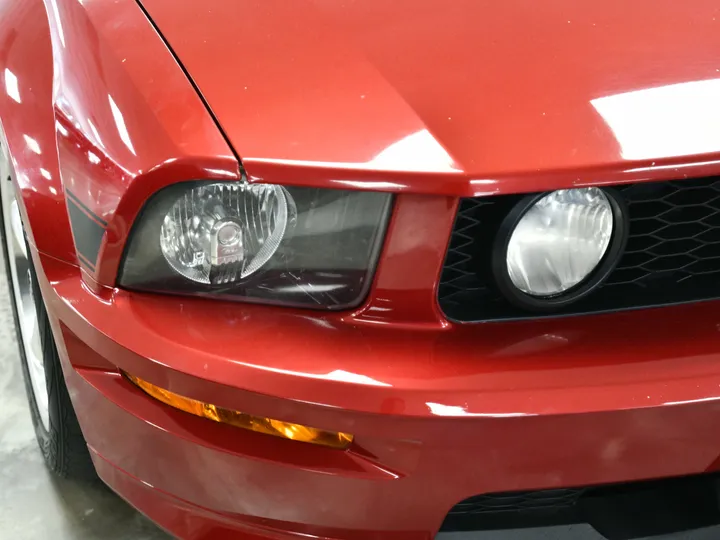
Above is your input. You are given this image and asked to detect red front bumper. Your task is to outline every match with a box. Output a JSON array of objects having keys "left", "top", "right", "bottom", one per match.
[{"left": 40, "top": 247, "right": 720, "bottom": 539}]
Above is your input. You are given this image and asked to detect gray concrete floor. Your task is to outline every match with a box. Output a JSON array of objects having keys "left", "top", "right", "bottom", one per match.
[{"left": 0, "top": 254, "right": 719, "bottom": 540}]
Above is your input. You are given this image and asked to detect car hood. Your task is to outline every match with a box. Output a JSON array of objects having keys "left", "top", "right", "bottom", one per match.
[{"left": 139, "top": 0, "right": 720, "bottom": 193}]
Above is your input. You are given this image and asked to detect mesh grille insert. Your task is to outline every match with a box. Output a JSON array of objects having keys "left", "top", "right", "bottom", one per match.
[
  {"left": 438, "top": 177, "right": 720, "bottom": 322},
  {"left": 449, "top": 488, "right": 585, "bottom": 515}
]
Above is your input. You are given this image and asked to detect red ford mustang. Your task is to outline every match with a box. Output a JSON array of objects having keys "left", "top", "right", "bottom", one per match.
[{"left": 4, "top": 0, "right": 720, "bottom": 538}]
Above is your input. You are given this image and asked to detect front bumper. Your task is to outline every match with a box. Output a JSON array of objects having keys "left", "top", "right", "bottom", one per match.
[{"left": 40, "top": 251, "right": 720, "bottom": 539}]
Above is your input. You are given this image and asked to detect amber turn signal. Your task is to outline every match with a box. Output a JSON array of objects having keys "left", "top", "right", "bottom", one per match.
[{"left": 124, "top": 372, "right": 353, "bottom": 449}]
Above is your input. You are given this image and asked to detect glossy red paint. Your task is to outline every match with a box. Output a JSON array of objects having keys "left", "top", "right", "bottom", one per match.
[
  {"left": 0, "top": 0, "right": 75, "bottom": 262},
  {"left": 3, "top": 0, "right": 720, "bottom": 538},
  {"left": 39, "top": 249, "right": 720, "bottom": 539},
  {"left": 42, "top": 0, "right": 239, "bottom": 286},
  {"left": 140, "top": 0, "right": 720, "bottom": 196}
]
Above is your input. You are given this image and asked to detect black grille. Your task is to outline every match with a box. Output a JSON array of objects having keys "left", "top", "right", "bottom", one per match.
[
  {"left": 448, "top": 488, "right": 585, "bottom": 516},
  {"left": 441, "top": 487, "right": 585, "bottom": 533},
  {"left": 438, "top": 177, "right": 720, "bottom": 322},
  {"left": 440, "top": 474, "right": 720, "bottom": 537}
]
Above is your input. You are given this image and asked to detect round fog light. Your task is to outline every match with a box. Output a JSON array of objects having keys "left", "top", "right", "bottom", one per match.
[{"left": 493, "top": 187, "right": 627, "bottom": 309}]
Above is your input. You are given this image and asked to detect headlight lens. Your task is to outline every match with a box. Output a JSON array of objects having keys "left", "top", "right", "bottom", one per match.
[
  {"left": 120, "top": 182, "right": 392, "bottom": 309},
  {"left": 506, "top": 187, "right": 614, "bottom": 297}
]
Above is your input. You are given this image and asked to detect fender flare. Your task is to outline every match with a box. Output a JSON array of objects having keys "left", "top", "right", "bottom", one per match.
[{"left": 0, "top": 0, "right": 74, "bottom": 263}]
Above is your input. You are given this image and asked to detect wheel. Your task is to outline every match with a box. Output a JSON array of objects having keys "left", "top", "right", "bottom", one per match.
[{"left": 0, "top": 168, "right": 95, "bottom": 480}]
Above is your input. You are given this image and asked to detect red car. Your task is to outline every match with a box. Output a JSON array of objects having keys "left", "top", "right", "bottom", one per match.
[{"left": 3, "top": 0, "right": 720, "bottom": 538}]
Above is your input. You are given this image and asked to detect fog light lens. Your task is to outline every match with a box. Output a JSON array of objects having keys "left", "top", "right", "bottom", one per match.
[
  {"left": 506, "top": 187, "right": 614, "bottom": 297},
  {"left": 160, "top": 183, "right": 294, "bottom": 285},
  {"left": 124, "top": 373, "right": 353, "bottom": 449}
]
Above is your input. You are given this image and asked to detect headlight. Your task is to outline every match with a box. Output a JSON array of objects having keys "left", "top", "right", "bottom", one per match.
[
  {"left": 493, "top": 187, "right": 627, "bottom": 310},
  {"left": 120, "top": 182, "right": 392, "bottom": 309}
]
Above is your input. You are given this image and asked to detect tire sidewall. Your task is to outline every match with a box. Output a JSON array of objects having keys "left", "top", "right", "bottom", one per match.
[{"left": 0, "top": 176, "right": 59, "bottom": 463}]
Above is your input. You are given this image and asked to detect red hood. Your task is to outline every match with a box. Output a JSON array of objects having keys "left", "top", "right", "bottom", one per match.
[{"left": 139, "top": 0, "right": 720, "bottom": 194}]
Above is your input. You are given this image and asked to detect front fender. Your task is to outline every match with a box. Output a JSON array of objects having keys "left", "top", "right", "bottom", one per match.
[
  {"left": 0, "top": 0, "right": 73, "bottom": 262},
  {"left": 0, "top": 0, "right": 240, "bottom": 288}
]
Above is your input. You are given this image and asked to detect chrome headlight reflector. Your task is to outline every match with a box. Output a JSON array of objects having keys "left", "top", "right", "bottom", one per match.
[
  {"left": 159, "top": 183, "right": 292, "bottom": 285},
  {"left": 493, "top": 187, "right": 627, "bottom": 310},
  {"left": 120, "top": 182, "right": 392, "bottom": 309}
]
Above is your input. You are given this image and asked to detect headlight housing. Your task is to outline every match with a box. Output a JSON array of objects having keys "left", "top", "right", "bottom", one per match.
[
  {"left": 492, "top": 187, "right": 627, "bottom": 310},
  {"left": 120, "top": 182, "right": 392, "bottom": 309}
]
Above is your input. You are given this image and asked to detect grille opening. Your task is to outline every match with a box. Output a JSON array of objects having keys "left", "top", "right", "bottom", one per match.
[
  {"left": 438, "top": 177, "right": 720, "bottom": 322},
  {"left": 441, "top": 473, "right": 720, "bottom": 539}
]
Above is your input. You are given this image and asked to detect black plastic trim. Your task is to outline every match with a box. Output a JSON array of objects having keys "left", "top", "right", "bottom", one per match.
[
  {"left": 66, "top": 193, "right": 105, "bottom": 268},
  {"left": 65, "top": 189, "right": 108, "bottom": 226},
  {"left": 441, "top": 473, "right": 720, "bottom": 539}
]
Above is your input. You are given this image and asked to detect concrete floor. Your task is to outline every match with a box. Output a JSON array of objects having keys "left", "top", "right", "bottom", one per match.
[{"left": 0, "top": 256, "right": 719, "bottom": 540}]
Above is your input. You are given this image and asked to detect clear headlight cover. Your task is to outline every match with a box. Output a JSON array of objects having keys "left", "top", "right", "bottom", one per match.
[
  {"left": 120, "top": 182, "right": 392, "bottom": 309},
  {"left": 506, "top": 188, "right": 614, "bottom": 297}
]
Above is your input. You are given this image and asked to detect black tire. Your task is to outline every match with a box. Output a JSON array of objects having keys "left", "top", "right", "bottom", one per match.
[{"left": 0, "top": 174, "right": 95, "bottom": 480}]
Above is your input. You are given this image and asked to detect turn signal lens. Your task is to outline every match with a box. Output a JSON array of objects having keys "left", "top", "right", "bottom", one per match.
[{"left": 125, "top": 373, "right": 353, "bottom": 449}]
